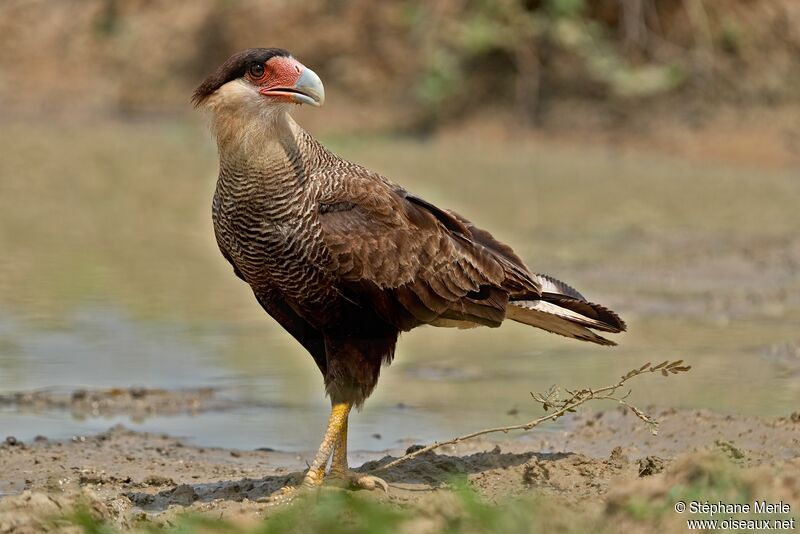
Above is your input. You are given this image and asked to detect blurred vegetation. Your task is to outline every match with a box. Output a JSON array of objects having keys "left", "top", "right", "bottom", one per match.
[
  {"left": 413, "top": 0, "right": 687, "bottom": 128},
  {"left": 0, "top": 0, "right": 798, "bottom": 131}
]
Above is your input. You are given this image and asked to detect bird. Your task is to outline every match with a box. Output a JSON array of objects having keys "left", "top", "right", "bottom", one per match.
[{"left": 193, "top": 48, "right": 625, "bottom": 500}]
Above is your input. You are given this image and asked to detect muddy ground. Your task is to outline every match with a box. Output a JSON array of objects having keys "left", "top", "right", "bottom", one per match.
[
  {"left": 0, "top": 388, "right": 798, "bottom": 532},
  {"left": 0, "top": 387, "right": 254, "bottom": 422}
]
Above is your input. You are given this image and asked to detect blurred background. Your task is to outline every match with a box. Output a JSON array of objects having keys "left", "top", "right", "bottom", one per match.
[{"left": 1, "top": 0, "right": 798, "bottom": 452}]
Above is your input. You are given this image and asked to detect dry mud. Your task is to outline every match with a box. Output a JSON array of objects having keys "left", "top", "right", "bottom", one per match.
[{"left": 0, "top": 406, "right": 798, "bottom": 532}]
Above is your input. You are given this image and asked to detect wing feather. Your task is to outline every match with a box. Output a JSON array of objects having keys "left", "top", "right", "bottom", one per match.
[
  {"left": 317, "top": 167, "right": 540, "bottom": 330},
  {"left": 315, "top": 163, "right": 623, "bottom": 344}
]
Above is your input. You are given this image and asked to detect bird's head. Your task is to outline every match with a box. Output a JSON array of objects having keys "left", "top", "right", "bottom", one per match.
[{"left": 193, "top": 48, "right": 324, "bottom": 142}]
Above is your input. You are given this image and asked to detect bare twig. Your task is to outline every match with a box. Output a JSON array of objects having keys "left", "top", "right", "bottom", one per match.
[
  {"left": 684, "top": 0, "right": 715, "bottom": 74},
  {"left": 620, "top": 0, "right": 648, "bottom": 53},
  {"left": 373, "top": 360, "right": 691, "bottom": 472}
]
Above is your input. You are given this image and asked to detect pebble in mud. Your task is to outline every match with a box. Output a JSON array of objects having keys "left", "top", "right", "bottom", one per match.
[
  {"left": 637, "top": 456, "right": 666, "bottom": 477},
  {"left": 405, "top": 444, "right": 425, "bottom": 455},
  {"left": 608, "top": 446, "right": 628, "bottom": 468},
  {"left": 142, "top": 475, "right": 175, "bottom": 487},
  {"left": 170, "top": 484, "right": 199, "bottom": 506},
  {"left": 522, "top": 458, "right": 551, "bottom": 485}
]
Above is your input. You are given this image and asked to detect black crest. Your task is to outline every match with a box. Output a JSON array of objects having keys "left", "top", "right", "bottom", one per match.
[{"left": 192, "top": 48, "right": 291, "bottom": 106}]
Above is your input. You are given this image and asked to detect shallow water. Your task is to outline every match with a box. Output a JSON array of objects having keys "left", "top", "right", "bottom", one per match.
[{"left": 0, "top": 120, "right": 798, "bottom": 451}]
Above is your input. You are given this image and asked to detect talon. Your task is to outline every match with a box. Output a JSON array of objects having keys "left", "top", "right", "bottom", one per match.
[
  {"left": 329, "top": 469, "right": 389, "bottom": 492},
  {"left": 262, "top": 483, "right": 315, "bottom": 505},
  {"left": 360, "top": 474, "right": 389, "bottom": 493},
  {"left": 261, "top": 485, "right": 298, "bottom": 505}
]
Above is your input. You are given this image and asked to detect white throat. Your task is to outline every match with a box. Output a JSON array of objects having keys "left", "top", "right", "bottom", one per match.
[{"left": 202, "top": 79, "right": 300, "bottom": 156}]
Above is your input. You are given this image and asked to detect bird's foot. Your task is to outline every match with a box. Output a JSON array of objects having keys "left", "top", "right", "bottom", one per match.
[
  {"left": 262, "top": 484, "right": 304, "bottom": 505},
  {"left": 261, "top": 470, "right": 324, "bottom": 505},
  {"left": 328, "top": 469, "right": 389, "bottom": 492},
  {"left": 261, "top": 467, "right": 386, "bottom": 505}
]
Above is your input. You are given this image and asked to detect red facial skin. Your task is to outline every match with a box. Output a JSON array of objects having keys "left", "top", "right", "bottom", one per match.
[{"left": 247, "top": 56, "right": 305, "bottom": 102}]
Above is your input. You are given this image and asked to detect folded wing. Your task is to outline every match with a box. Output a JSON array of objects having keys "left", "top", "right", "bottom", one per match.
[{"left": 317, "top": 165, "right": 624, "bottom": 344}]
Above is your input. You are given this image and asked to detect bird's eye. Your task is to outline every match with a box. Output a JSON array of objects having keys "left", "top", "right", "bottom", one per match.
[{"left": 249, "top": 63, "right": 265, "bottom": 78}]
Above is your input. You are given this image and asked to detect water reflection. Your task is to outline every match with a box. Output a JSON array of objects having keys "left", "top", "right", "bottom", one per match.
[{"left": 0, "top": 308, "right": 223, "bottom": 391}]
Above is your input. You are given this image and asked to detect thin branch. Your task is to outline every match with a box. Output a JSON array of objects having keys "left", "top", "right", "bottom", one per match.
[
  {"left": 373, "top": 360, "right": 690, "bottom": 472},
  {"left": 684, "top": 0, "right": 715, "bottom": 73}
]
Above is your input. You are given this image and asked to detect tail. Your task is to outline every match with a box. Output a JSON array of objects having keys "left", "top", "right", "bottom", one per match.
[{"left": 505, "top": 274, "right": 626, "bottom": 346}]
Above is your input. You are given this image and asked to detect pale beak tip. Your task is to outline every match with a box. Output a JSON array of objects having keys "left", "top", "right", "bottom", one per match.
[{"left": 295, "top": 67, "right": 325, "bottom": 107}]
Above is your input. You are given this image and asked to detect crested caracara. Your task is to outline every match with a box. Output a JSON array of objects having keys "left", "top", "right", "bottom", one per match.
[{"left": 193, "top": 48, "right": 625, "bottom": 501}]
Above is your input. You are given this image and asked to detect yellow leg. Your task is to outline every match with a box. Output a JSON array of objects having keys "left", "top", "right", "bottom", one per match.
[
  {"left": 302, "top": 401, "right": 351, "bottom": 488},
  {"left": 329, "top": 411, "right": 349, "bottom": 476},
  {"left": 327, "top": 407, "right": 389, "bottom": 492},
  {"left": 266, "top": 402, "right": 351, "bottom": 504},
  {"left": 267, "top": 400, "right": 387, "bottom": 504}
]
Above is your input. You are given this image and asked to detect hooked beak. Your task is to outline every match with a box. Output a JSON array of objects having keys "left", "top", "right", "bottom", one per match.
[{"left": 261, "top": 67, "right": 325, "bottom": 107}]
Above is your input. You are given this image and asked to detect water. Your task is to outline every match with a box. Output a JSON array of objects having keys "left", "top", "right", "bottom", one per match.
[{"left": 1, "top": 120, "right": 798, "bottom": 452}]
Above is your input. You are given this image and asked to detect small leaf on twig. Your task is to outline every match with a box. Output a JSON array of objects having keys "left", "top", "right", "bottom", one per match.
[{"left": 531, "top": 385, "right": 560, "bottom": 411}]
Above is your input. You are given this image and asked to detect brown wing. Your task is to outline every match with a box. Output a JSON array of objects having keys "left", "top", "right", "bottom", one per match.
[{"left": 317, "top": 168, "right": 541, "bottom": 331}]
